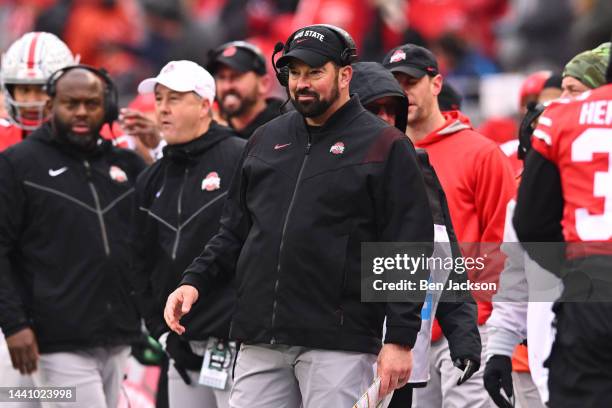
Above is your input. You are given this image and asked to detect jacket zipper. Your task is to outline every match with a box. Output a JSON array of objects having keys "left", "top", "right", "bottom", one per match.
[
  {"left": 83, "top": 160, "right": 111, "bottom": 256},
  {"left": 172, "top": 168, "right": 189, "bottom": 260},
  {"left": 270, "top": 135, "right": 312, "bottom": 344}
]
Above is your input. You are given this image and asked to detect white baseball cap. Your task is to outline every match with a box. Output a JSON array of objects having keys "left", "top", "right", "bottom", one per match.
[{"left": 137, "top": 60, "right": 216, "bottom": 105}]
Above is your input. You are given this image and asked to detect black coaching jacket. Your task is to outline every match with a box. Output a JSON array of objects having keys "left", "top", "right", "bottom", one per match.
[
  {"left": 0, "top": 124, "right": 145, "bottom": 353},
  {"left": 181, "top": 96, "right": 434, "bottom": 354},
  {"left": 130, "top": 123, "right": 246, "bottom": 341}
]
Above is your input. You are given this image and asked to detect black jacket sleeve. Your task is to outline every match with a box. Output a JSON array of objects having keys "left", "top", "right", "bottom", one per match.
[
  {"left": 380, "top": 135, "right": 434, "bottom": 348},
  {"left": 128, "top": 169, "right": 167, "bottom": 338},
  {"left": 513, "top": 149, "right": 565, "bottom": 273},
  {"left": 180, "top": 141, "right": 252, "bottom": 294},
  {"left": 0, "top": 154, "right": 30, "bottom": 336},
  {"left": 436, "top": 301, "right": 481, "bottom": 363}
]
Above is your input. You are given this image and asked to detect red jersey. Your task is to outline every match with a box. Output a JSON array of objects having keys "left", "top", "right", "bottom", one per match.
[
  {"left": 532, "top": 85, "right": 612, "bottom": 252},
  {"left": 0, "top": 119, "right": 25, "bottom": 151}
]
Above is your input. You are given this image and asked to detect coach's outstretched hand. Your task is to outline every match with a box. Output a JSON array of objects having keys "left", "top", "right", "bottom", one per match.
[{"left": 164, "top": 285, "right": 199, "bottom": 335}]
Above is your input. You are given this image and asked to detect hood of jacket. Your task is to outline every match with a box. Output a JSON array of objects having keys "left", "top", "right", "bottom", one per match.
[
  {"left": 416, "top": 110, "right": 473, "bottom": 147},
  {"left": 350, "top": 61, "right": 408, "bottom": 133}
]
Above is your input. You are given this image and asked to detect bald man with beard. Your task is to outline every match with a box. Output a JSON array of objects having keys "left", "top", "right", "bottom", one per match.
[{"left": 0, "top": 67, "right": 145, "bottom": 407}]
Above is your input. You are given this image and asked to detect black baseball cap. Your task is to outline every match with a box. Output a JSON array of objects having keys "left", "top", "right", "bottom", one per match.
[
  {"left": 276, "top": 26, "right": 347, "bottom": 68},
  {"left": 382, "top": 44, "right": 439, "bottom": 78},
  {"left": 438, "top": 82, "right": 462, "bottom": 111},
  {"left": 207, "top": 41, "right": 267, "bottom": 76}
]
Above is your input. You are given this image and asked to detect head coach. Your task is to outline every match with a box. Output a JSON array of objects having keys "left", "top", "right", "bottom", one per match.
[{"left": 164, "top": 24, "right": 434, "bottom": 407}]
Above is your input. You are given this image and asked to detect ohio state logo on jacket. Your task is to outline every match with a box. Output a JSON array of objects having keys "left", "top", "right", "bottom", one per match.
[
  {"left": 330, "top": 141, "right": 345, "bottom": 155},
  {"left": 109, "top": 165, "right": 128, "bottom": 183},
  {"left": 202, "top": 171, "right": 221, "bottom": 191}
]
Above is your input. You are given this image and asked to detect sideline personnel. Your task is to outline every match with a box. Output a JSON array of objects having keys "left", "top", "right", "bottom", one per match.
[
  {"left": 165, "top": 24, "right": 434, "bottom": 407},
  {"left": 0, "top": 32, "right": 77, "bottom": 150},
  {"left": 207, "top": 41, "right": 283, "bottom": 138},
  {"left": 131, "top": 60, "right": 245, "bottom": 408},
  {"left": 0, "top": 66, "right": 145, "bottom": 407}
]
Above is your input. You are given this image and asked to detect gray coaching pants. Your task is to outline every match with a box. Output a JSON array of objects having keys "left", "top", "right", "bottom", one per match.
[
  {"left": 412, "top": 326, "right": 493, "bottom": 408},
  {"left": 167, "top": 365, "right": 231, "bottom": 408},
  {"left": 230, "top": 344, "right": 377, "bottom": 408},
  {"left": 31, "top": 346, "right": 130, "bottom": 408}
]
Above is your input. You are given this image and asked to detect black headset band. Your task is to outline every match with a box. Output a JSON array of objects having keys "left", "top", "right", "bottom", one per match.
[
  {"left": 45, "top": 64, "right": 119, "bottom": 124},
  {"left": 46, "top": 65, "right": 116, "bottom": 97}
]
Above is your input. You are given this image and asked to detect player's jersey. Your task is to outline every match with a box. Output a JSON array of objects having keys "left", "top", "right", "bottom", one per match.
[
  {"left": 0, "top": 118, "right": 25, "bottom": 151},
  {"left": 531, "top": 84, "right": 612, "bottom": 251}
]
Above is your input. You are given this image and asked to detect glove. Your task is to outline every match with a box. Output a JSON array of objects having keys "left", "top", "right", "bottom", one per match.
[
  {"left": 483, "top": 355, "right": 514, "bottom": 408},
  {"left": 454, "top": 358, "right": 480, "bottom": 385}
]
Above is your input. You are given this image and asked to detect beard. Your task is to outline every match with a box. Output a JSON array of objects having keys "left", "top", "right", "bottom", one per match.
[
  {"left": 290, "top": 83, "right": 339, "bottom": 118},
  {"left": 52, "top": 117, "right": 102, "bottom": 152},
  {"left": 220, "top": 89, "right": 258, "bottom": 118}
]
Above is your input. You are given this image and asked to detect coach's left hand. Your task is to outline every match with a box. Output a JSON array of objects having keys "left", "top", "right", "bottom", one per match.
[{"left": 377, "top": 343, "right": 412, "bottom": 397}]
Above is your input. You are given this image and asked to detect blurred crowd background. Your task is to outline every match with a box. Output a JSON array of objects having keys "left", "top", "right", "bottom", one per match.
[{"left": 1, "top": 0, "right": 611, "bottom": 127}]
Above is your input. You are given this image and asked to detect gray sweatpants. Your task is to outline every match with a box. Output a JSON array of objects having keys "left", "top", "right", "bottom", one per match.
[
  {"left": 168, "top": 364, "right": 230, "bottom": 408},
  {"left": 31, "top": 346, "right": 130, "bottom": 408},
  {"left": 412, "top": 326, "right": 493, "bottom": 408},
  {"left": 230, "top": 343, "right": 377, "bottom": 408}
]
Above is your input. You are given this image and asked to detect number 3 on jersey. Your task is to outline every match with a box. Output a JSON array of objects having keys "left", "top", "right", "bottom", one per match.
[{"left": 572, "top": 128, "right": 612, "bottom": 240}]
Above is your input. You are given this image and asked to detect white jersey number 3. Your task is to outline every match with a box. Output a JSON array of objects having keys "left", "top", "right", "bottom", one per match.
[{"left": 571, "top": 128, "right": 612, "bottom": 240}]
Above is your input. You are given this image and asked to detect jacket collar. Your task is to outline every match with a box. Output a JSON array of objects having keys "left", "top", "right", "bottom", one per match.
[{"left": 163, "top": 122, "right": 233, "bottom": 164}]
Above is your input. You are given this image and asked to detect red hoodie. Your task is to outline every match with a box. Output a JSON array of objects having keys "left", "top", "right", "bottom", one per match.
[{"left": 415, "top": 111, "right": 516, "bottom": 341}]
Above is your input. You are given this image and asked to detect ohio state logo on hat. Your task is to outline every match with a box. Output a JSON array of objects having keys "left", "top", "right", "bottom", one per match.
[
  {"left": 161, "top": 62, "right": 176, "bottom": 74},
  {"left": 109, "top": 165, "right": 128, "bottom": 183},
  {"left": 389, "top": 49, "right": 406, "bottom": 64},
  {"left": 330, "top": 142, "right": 345, "bottom": 155},
  {"left": 202, "top": 172, "right": 221, "bottom": 191},
  {"left": 222, "top": 46, "right": 237, "bottom": 57}
]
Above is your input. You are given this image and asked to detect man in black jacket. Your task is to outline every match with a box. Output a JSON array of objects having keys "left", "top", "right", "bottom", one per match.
[
  {"left": 132, "top": 60, "right": 245, "bottom": 408},
  {"left": 0, "top": 66, "right": 145, "bottom": 407},
  {"left": 351, "top": 61, "right": 481, "bottom": 407},
  {"left": 164, "top": 25, "right": 434, "bottom": 407}
]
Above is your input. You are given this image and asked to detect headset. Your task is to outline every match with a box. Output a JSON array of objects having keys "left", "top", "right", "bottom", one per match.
[
  {"left": 45, "top": 64, "right": 119, "bottom": 125},
  {"left": 208, "top": 41, "right": 267, "bottom": 75},
  {"left": 272, "top": 24, "right": 358, "bottom": 87}
]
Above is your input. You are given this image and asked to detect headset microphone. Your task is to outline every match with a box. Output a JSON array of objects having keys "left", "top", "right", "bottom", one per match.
[
  {"left": 272, "top": 42, "right": 289, "bottom": 87},
  {"left": 273, "top": 41, "right": 284, "bottom": 55}
]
